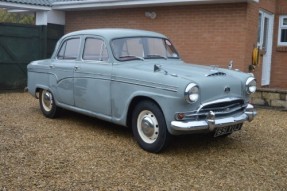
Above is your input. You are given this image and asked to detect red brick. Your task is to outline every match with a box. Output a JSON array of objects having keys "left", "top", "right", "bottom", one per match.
[{"left": 65, "top": 0, "right": 287, "bottom": 89}]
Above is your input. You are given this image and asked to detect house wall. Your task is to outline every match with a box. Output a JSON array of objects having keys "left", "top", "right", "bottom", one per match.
[
  {"left": 64, "top": 1, "right": 287, "bottom": 89},
  {"left": 270, "top": 0, "right": 287, "bottom": 89},
  {"left": 247, "top": 0, "right": 275, "bottom": 88},
  {"left": 259, "top": 0, "right": 276, "bottom": 13},
  {"left": 250, "top": 0, "right": 287, "bottom": 89},
  {"left": 65, "top": 3, "right": 249, "bottom": 71},
  {"left": 245, "top": 2, "right": 260, "bottom": 79}
]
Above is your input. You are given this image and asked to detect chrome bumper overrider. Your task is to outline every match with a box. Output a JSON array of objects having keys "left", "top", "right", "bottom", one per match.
[{"left": 171, "top": 104, "right": 256, "bottom": 132}]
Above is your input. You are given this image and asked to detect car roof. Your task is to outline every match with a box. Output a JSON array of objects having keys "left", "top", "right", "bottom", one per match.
[{"left": 64, "top": 28, "right": 167, "bottom": 40}]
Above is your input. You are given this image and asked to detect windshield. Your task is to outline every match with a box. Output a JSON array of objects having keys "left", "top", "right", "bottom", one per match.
[{"left": 111, "top": 37, "right": 179, "bottom": 61}]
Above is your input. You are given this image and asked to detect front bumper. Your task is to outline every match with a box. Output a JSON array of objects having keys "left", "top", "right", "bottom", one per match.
[{"left": 171, "top": 104, "right": 256, "bottom": 132}]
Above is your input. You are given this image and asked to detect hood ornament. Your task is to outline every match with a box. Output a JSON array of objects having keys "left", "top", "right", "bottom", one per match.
[{"left": 210, "top": 65, "right": 219, "bottom": 71}]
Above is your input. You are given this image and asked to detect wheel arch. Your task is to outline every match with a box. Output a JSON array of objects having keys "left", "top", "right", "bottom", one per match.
[
  {"left": 126, "top": 96, "right": 164, "bottom": 128},
  {"left": 33, "top": 85, "right": 51, "bottom": 99}
]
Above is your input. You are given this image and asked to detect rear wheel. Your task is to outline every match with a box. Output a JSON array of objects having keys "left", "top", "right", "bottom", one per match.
[
  {"left": 132, "top": 100, "right": 171, "bottom": 153},
  {"left": 39, "top": 89, "right": 59, "bottom": 118}
]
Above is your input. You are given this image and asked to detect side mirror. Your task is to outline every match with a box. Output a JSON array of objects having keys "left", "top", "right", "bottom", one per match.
[{"left": 154, "top": 64, "right": 161, "bottom": 72}]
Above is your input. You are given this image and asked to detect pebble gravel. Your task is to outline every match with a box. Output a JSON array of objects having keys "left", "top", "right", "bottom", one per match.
[{"left": 0, "top": 92, "right": 287, "bottom": 190}]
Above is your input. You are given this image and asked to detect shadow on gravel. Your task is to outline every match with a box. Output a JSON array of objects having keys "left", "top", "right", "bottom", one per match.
[
  {"left": 57, "top": 108, "right": 132, "bottom": 135},
  {"left": 166, "top": 134, "right": 237, "bottom": 153},
  {"left": 54, "top": 109, "right": 237, "bottom": 154}
]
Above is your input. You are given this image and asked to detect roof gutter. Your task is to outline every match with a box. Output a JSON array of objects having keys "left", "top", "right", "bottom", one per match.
[
  {"left": 52, "top": 0, "right": 259, "bottom": 11},
  {"left": 0, "top": 2, "right": 51, "bottom": 11}
]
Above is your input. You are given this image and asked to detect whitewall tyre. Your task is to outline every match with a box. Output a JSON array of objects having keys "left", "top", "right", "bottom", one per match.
[
  {"left": 39, "top": 89, "right": 59, "bottom": 118},
  {"left": 132, "top": 100, "right": 171, "bottom": 153}
]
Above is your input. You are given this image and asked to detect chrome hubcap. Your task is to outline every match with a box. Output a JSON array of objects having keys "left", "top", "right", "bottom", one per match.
[
  {"left": 42, "top": 90, "right": 53, "bottom": 112},
  {"left": 141, "top": 117, "right": 154, "bottom": 137},
  {"left": 137, "top": 110, "right": 159, "bottom": 144}
]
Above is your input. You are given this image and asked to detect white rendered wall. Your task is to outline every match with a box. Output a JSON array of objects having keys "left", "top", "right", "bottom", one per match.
[
  {"left": 35, "top": 11, "right": 47, "bottom": 25},
  {"left": 36, "top": 10, "right": 65, "bottom": 25}
]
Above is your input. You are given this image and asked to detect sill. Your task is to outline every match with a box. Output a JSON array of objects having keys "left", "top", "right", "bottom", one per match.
[{"left": 276, "top": 46, "right": 287, "bottom": 52}]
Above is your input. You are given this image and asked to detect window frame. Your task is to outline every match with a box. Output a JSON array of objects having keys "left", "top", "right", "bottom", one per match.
[
  {"left": 110, "top": 37, "right": 180, "bottom": 62},
  {"left": 278, "top": 15, "right": 287, "bottom": 46},
  {"left": 56, "top": 37, "right": 81, "bottom": 60},
  {"left": 82, "top": 37, "right": 109, "bottom": 62}
]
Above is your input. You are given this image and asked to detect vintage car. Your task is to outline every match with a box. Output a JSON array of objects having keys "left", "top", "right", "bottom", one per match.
[{"left": 27, "top": 29, "right": 257, "bottom": 153}]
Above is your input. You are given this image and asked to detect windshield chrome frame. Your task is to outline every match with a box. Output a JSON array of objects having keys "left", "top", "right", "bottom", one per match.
[{"left": 110, "top": 36, "right": 180, "bottom": 62}]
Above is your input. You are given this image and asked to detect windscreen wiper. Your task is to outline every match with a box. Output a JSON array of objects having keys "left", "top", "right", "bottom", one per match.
[
  {"left": 145, "top": 54, "right": 167, "bottom": 59},
  {"left": 119, "top": 55, "right": 144, "bottom": 61}
]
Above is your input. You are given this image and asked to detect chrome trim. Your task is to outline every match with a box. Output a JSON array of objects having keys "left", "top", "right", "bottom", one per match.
[
  {"left": 184, "top": 83, "right": 199, "bottom": 103},
  {"left": 246, "top": 77, "right": 256, "bottom": 94},
  {"left": 175, "top": 97, "right": 245, "bottom": 121},
  {"left": 171, "top": 104, "right": 256, "bottom": 132},
  {"left": 245, "top": 104, "right": 257, "bottom": 122},
  {"left": 196, "top": 97, "right": 243, "bottom": 113},
  {"left": 113, "top": 76, "right": 178, "bottom": 92}
]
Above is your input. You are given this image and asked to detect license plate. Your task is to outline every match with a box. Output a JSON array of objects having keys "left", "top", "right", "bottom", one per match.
[{"left": 214, "top": 124, "right": 242, "bottom": 137}]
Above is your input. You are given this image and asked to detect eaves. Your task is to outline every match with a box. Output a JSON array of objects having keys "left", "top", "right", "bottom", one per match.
[
  {"left": 0, "top": 1, "right": 51, "bottom": 11},
  {"left": 52, "top": 0, "right": 259, "bottom": 11}
]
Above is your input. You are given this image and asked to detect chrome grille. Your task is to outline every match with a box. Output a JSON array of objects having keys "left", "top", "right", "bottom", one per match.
[
  {"left": 177, "top": 99, "right": 246, "bottom": 121},
  {"left": 199, "top": 100, "right": 245, "bottom": 116}
]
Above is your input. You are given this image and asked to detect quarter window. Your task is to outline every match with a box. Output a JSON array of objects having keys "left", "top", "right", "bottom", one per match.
[
  {"left": 278, "top": 16, "right": 287, "bottom": 46},
  {"left": 83, "top": 38, "right": 108, "bottom": 61},
  {"left": 57, "top": 38, "right": 80, "bottom": 60}
]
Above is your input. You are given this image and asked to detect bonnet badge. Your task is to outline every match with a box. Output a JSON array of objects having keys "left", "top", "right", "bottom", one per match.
[{"left": 224, "top": 86, "right": 231, "bottom": 94}]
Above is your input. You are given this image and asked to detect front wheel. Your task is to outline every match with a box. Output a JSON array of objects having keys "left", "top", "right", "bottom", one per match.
[
  {"left": 39, "top": 89, "right": 59, "bottom": 118},
  {"left": 132, "top": 100, "right": 171, "bottom": 153}
]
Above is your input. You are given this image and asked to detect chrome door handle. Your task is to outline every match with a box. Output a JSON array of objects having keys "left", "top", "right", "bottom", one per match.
[
  {"left": 49, "top": 65, "right": 55, "bottom": 69},
  {"left": 74, "top": 66, "right": 79, "bottom": 70}
]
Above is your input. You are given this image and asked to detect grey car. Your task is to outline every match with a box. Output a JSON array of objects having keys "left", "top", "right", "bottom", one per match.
[{"left": 27, "top": 29, "right": 257, "bottom": 153}]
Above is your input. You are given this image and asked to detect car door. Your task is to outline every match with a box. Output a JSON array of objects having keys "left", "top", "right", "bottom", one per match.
[
  {"left": 50, "top": 37, "right": 81, "bottom": 106},
  {"left": 74, "top": 36, "right": 112, "bottom": 117}
]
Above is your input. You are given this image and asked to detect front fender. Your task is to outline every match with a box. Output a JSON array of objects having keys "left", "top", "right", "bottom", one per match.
[{"left": 111, "top": 89, "right": 180, "bottom": 129}]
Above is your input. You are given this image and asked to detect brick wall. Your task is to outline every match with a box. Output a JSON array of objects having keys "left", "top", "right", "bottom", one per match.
[
  {"left": 259, "top": 0, "right": 276, "bottom": 13},
  {"left": 245, "top": 2, "right": 260, "bottom": 79},
  {"left": 248, "top": 0, "right": 275, "bottom": 88},
  {"left": 241, "top": 0, "right": 287, "bottom": 89},
  {"left": 66, "top": 3, "right": 249, "bottom": 71},
  {"left": 65, "top": 1, "right": 287, "bottom": 89},
  {"left": 270, "top": 0, "right": 287, "bottom": 89}
]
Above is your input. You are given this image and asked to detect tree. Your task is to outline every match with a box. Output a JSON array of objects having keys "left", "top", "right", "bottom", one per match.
[{"left": 0, "top": 9, "right": 34, "bottom": 24}]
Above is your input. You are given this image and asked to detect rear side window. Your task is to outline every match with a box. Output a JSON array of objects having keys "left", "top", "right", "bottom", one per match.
[
  {"left": 83, "top": 38, "right": 108, "bottom": 61},
  {"left": 57, "top": 38, "right": 80, "bottom": 60}
]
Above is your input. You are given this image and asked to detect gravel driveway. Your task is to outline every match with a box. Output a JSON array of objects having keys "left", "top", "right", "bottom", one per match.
[{"left": 0, "top": 92, "right": 286, "bottom": 190}]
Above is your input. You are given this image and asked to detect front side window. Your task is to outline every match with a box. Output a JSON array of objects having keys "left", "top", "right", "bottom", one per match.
[
  {"left": 83, "top": 38, "right": 108, "bottom": 61},
  {"left": 111, "top": 37, "right": 179, "bottom": 61},
  {"left": 278, "top": 16, "right": 287, "bottom": 46},
  {"left": 57, "top": 38, "right": 80, "bottom": 60}
]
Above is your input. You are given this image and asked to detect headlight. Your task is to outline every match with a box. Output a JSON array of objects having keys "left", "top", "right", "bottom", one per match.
[
  {"left": 184, "top": 83, "right": 199, "bottom": 103},
  {"left": 246, "top": 77, "right": 256, "bottom": 94}
]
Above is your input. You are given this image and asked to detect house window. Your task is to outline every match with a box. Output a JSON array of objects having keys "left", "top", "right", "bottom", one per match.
[{"left": 278, "top": 16, "right": 287, "bottom": 46}]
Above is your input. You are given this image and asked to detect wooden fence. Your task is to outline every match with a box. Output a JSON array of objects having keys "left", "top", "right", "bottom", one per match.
[{"left": 0, "top": 23, "right": 64, "bottom": 90}]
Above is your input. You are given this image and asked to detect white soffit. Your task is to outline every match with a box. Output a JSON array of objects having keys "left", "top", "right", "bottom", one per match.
[{"left": 52, "top": 0, "right": 259, "bottom": 11}]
